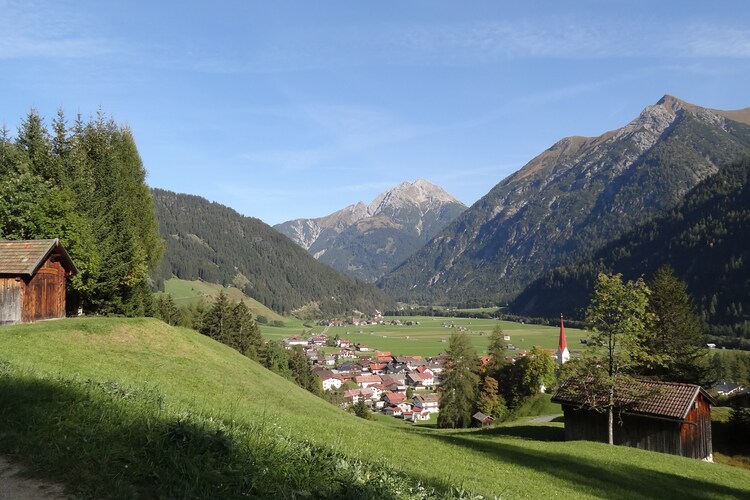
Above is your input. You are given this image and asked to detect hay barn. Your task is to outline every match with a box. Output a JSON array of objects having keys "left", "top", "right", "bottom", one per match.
[
  {"left": 0, "top": 239, "right": 78, "bottom": 326},
  {"left": 552, "top": 378, "right": 714, "bottom": 461}
]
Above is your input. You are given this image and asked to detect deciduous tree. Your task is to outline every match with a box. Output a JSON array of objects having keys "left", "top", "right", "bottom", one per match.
[{"left": 565, "top": 273, "right": 657, "bottom": 444}]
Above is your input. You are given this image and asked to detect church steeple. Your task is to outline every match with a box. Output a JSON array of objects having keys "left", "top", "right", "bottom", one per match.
[{"left": 557, "top": 314, "right": 570, "bottom": 366}]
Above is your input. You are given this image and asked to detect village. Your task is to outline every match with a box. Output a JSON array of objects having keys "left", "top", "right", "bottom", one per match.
[
  {"left": 279, "top": 312, "right": 559, "bottom": 425},
  {"left": 282, "top": 331, "right": 449, "bottom": 422}
]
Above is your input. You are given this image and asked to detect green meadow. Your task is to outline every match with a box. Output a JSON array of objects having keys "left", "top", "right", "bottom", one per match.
[
  {"left": 0, "top": 317, "right": 748, "bottom": 498},
  {"left": 262, "top": 315, "right": 587, "bottom": 357},
  {"left": 160, "top": 277, "right": 285, "bottom": 322}
]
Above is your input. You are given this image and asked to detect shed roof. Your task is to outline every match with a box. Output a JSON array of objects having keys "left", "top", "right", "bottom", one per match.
[
  {"left": 0, "top": 239, "right": 78, "bottom": 276},
  {"left": 553, "top": 378, "right": 715, "bottom": 420}
]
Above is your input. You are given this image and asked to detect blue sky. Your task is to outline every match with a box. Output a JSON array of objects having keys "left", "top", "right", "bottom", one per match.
[{"left": 2, "top": 1, "right": 750, "bottom": 225}]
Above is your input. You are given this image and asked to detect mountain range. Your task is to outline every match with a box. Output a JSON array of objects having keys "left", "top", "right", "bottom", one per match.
[
  {"left": 510, "top": 155, "right": 750, "bottom": 348},
  {"left": 274, "top": 179, "right": 466, "bottom": 282},
  {"left": 378, "top": 95, "right": 750, "bottom": 306},
  {"left": 150, "top": 189, "right": 396, "bottom": 317}
]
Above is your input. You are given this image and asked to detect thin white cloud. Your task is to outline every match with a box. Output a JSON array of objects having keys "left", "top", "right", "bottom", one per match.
[
  {"left": 238, "top": 104, "right": 433, "bottom": 172},
  {"left": 0, "top": 0, "right": 116, "bottom": 59}
]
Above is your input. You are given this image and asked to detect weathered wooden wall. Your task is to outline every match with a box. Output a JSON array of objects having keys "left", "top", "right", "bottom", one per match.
[
  {"left": 562, "top": 404, "right": 712, "bottom": 459},
  {"left": 21, "top": 259, "right": 66, "bottom": 323},
  {"left": 0, "top": 278, "right": 22, "bottom": 325},
  {"left": 681, "top": 394, "right": 713, "bottom": 459}
]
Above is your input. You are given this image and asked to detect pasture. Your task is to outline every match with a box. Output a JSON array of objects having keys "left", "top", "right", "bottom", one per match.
[{"left": 262, "top": 315, "right": 587, "bottom": 357}]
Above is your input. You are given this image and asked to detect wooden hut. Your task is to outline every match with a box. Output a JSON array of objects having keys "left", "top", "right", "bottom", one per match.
[
  {"left": 0, "top": 239, "right": 78, "bottom": 326},
  {"left": 472, "top": 412, "right": 495, "bottom": 428},
  {"left": 552, "top": 378, "right": 714, "bottom": 461}
]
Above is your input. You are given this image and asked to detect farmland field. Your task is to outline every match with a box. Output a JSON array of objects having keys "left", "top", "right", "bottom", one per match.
[{"left": 261, "top": 315, "right": 587, "bottom": 357}]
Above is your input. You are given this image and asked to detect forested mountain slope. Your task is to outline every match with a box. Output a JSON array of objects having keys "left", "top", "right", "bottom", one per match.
[
  {"left": 274, "top": 179, "right": 466, "bottom": 282},
  {"left": 379, "top": 96, "right": 750, "bottom": 305},
  {"left": 511, "top": 156, "right": 750, "bottom": 347},
  {"left": 151, "top": 189, "right": 395, "bottom": 317}
]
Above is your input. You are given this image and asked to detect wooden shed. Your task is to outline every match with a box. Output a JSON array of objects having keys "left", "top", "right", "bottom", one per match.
[
  {"left": 0, "top": 239, "right": 78, "bottom": 326},
  {"left": 552, "top": 378, "right": 714, "bottom": 461}
]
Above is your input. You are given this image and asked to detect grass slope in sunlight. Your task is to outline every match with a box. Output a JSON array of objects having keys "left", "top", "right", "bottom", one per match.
[
  {"left": 160, "top": 278, "right": 284, "bottom": 322},
  {"left": 0, "top": 318, "right": 749, "bottom": 499}
]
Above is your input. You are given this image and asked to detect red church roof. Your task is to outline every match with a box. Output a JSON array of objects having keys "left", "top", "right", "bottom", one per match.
[{"left": 558, "top": 314, "right": 568, "bottom": 352}]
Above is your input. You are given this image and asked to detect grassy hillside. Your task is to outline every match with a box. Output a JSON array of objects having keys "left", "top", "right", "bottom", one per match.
[
  {"left": 0, "top": 318, "right": 749, "bottom": 498},
  {"left": 159, "top": 277, "right": 285, "bottom": 322}
]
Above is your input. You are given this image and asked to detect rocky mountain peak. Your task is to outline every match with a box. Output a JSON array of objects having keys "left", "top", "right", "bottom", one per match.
[{"left": 368, "top": 179, "right": 462, "bottom": 216}]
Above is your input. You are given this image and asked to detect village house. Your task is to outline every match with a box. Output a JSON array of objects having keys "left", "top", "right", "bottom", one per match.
[
  {"left": 0, "top": 239, "right": 78, "bottom": 326},
  {"left": 404, "top": 409, "right": 431, "bottom": 422},
  {"left": 310, "top": 334, "right": 328, "bottom": 346},
  {"left": 336, "top": 338, "right": 352, "bottom": 348},
  {"left": 394, "top": 355, "right": 425, "bottom": 370},
  {"left": 380, "top": 374, "right": 407, "bottom": 392},
  {"left": 385, "top": 361, "right": 409, "bottom": 374},
  {"left": 713, "top": 381, "right": 744, "bottom": 397},
  {"left": 407, "top": 371, "right": 435, "bottom": 390},
  {"left": 320, "top": 374, "right": 344, "bottom": 391},
  {"left": 383, "top": 391, "right": 407, "bottom": 407},
  {"left": 283, "top": 336, "right": 309, "bottom": 348},
  {"left": 553, "top": 378, "right": 715, "bottom": 461},
  {"left": 383, "top": 406, "right": 403, "bottom": 417},
  {"left": 368, "top": 362, "right": 387, "bottom": 374},
  {"left": 354, "top": 374, "right": 382, "bottom": 389},
  {"left": 376, "top": 351, "right": 393, "bottom": 363},
  {"left": 413, "top": 393, "right": 440, "bottom": 413}
]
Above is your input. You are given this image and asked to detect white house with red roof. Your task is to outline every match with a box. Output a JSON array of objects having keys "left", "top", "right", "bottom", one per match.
[{"left": 320, "top": 374, "right": 344, "bottom": 391}]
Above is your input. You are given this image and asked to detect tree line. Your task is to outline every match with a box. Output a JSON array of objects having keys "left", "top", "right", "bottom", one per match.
[{"left": 0, "top": 110, "right": 162, "bottom": 315}]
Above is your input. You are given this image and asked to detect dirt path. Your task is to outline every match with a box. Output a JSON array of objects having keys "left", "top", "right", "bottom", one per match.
[
  {"left": 529, "top": 415, "right": 558, "bottom": 423},
  {"left": 0, "top": 456, "right": 67, "bottom": 499}
]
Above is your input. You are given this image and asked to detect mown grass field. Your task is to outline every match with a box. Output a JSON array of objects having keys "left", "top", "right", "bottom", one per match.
[
  {"left": 262, "top": 316, "right": 588, "bottom": 357},
  {"left": 0, "top": 318, "right": 748, "bottom": 498}
]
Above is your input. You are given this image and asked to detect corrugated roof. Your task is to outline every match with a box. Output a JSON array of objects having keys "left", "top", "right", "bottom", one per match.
[
  {"left": 0, "top": 239, "right": 78, "bottom": 276},
  {"left": 553, "top": 377, "right": 714, "bottom": 420}
]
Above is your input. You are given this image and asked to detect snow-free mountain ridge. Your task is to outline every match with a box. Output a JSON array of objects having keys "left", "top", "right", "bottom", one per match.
[
  {"left": 378, "top": 95, "right": 750, "bottom": 305},
  {"left": 274, "top": 179, "right": 467, "bottom": 282}
]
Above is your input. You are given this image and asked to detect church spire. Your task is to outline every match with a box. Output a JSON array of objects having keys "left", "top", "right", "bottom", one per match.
[{"left": 557, "top": 314, "right": 570, "bottom": 366}]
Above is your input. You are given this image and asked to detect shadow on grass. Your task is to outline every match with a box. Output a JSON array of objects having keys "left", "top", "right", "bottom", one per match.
[
  {"left": 423, "top": 430, "right": 750, "bottom": 500},
  {"left": 0, "top": 370, "right": 459, "bottom": 499},
  {"left": 473, "top": 424, "right": 564, "bottom": 442}
]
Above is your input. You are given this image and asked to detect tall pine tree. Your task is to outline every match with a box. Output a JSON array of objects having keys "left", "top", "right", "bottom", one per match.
[{"left": 438, "top": 332, "right": 480, "bottom": 429}]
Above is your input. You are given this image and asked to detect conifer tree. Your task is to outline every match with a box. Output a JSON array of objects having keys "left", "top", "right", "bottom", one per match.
[
  {"left": 644, "top": 266, "right": 713, "bottom": 386},
  {"left": 438, "top": 331, "right": 480, "bottom": 428},
  {"left": 201, "top": 291, "right": 233, "bottom": 342}
]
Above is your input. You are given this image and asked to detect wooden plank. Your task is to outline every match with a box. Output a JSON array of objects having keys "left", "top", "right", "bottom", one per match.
[{"left": 0, "top": 279, "right": 22, "bottom": 325}]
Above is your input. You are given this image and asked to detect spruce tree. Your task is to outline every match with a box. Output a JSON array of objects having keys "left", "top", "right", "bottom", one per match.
[
  {"left": 645, "top": 266, "right": 713, "bottom": 386},
  {"left": 438, "top": 331, "right": 480, "bottom": 429},
  {"left": 201, "top": 291, "right": 233, "bottom": 343}
]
